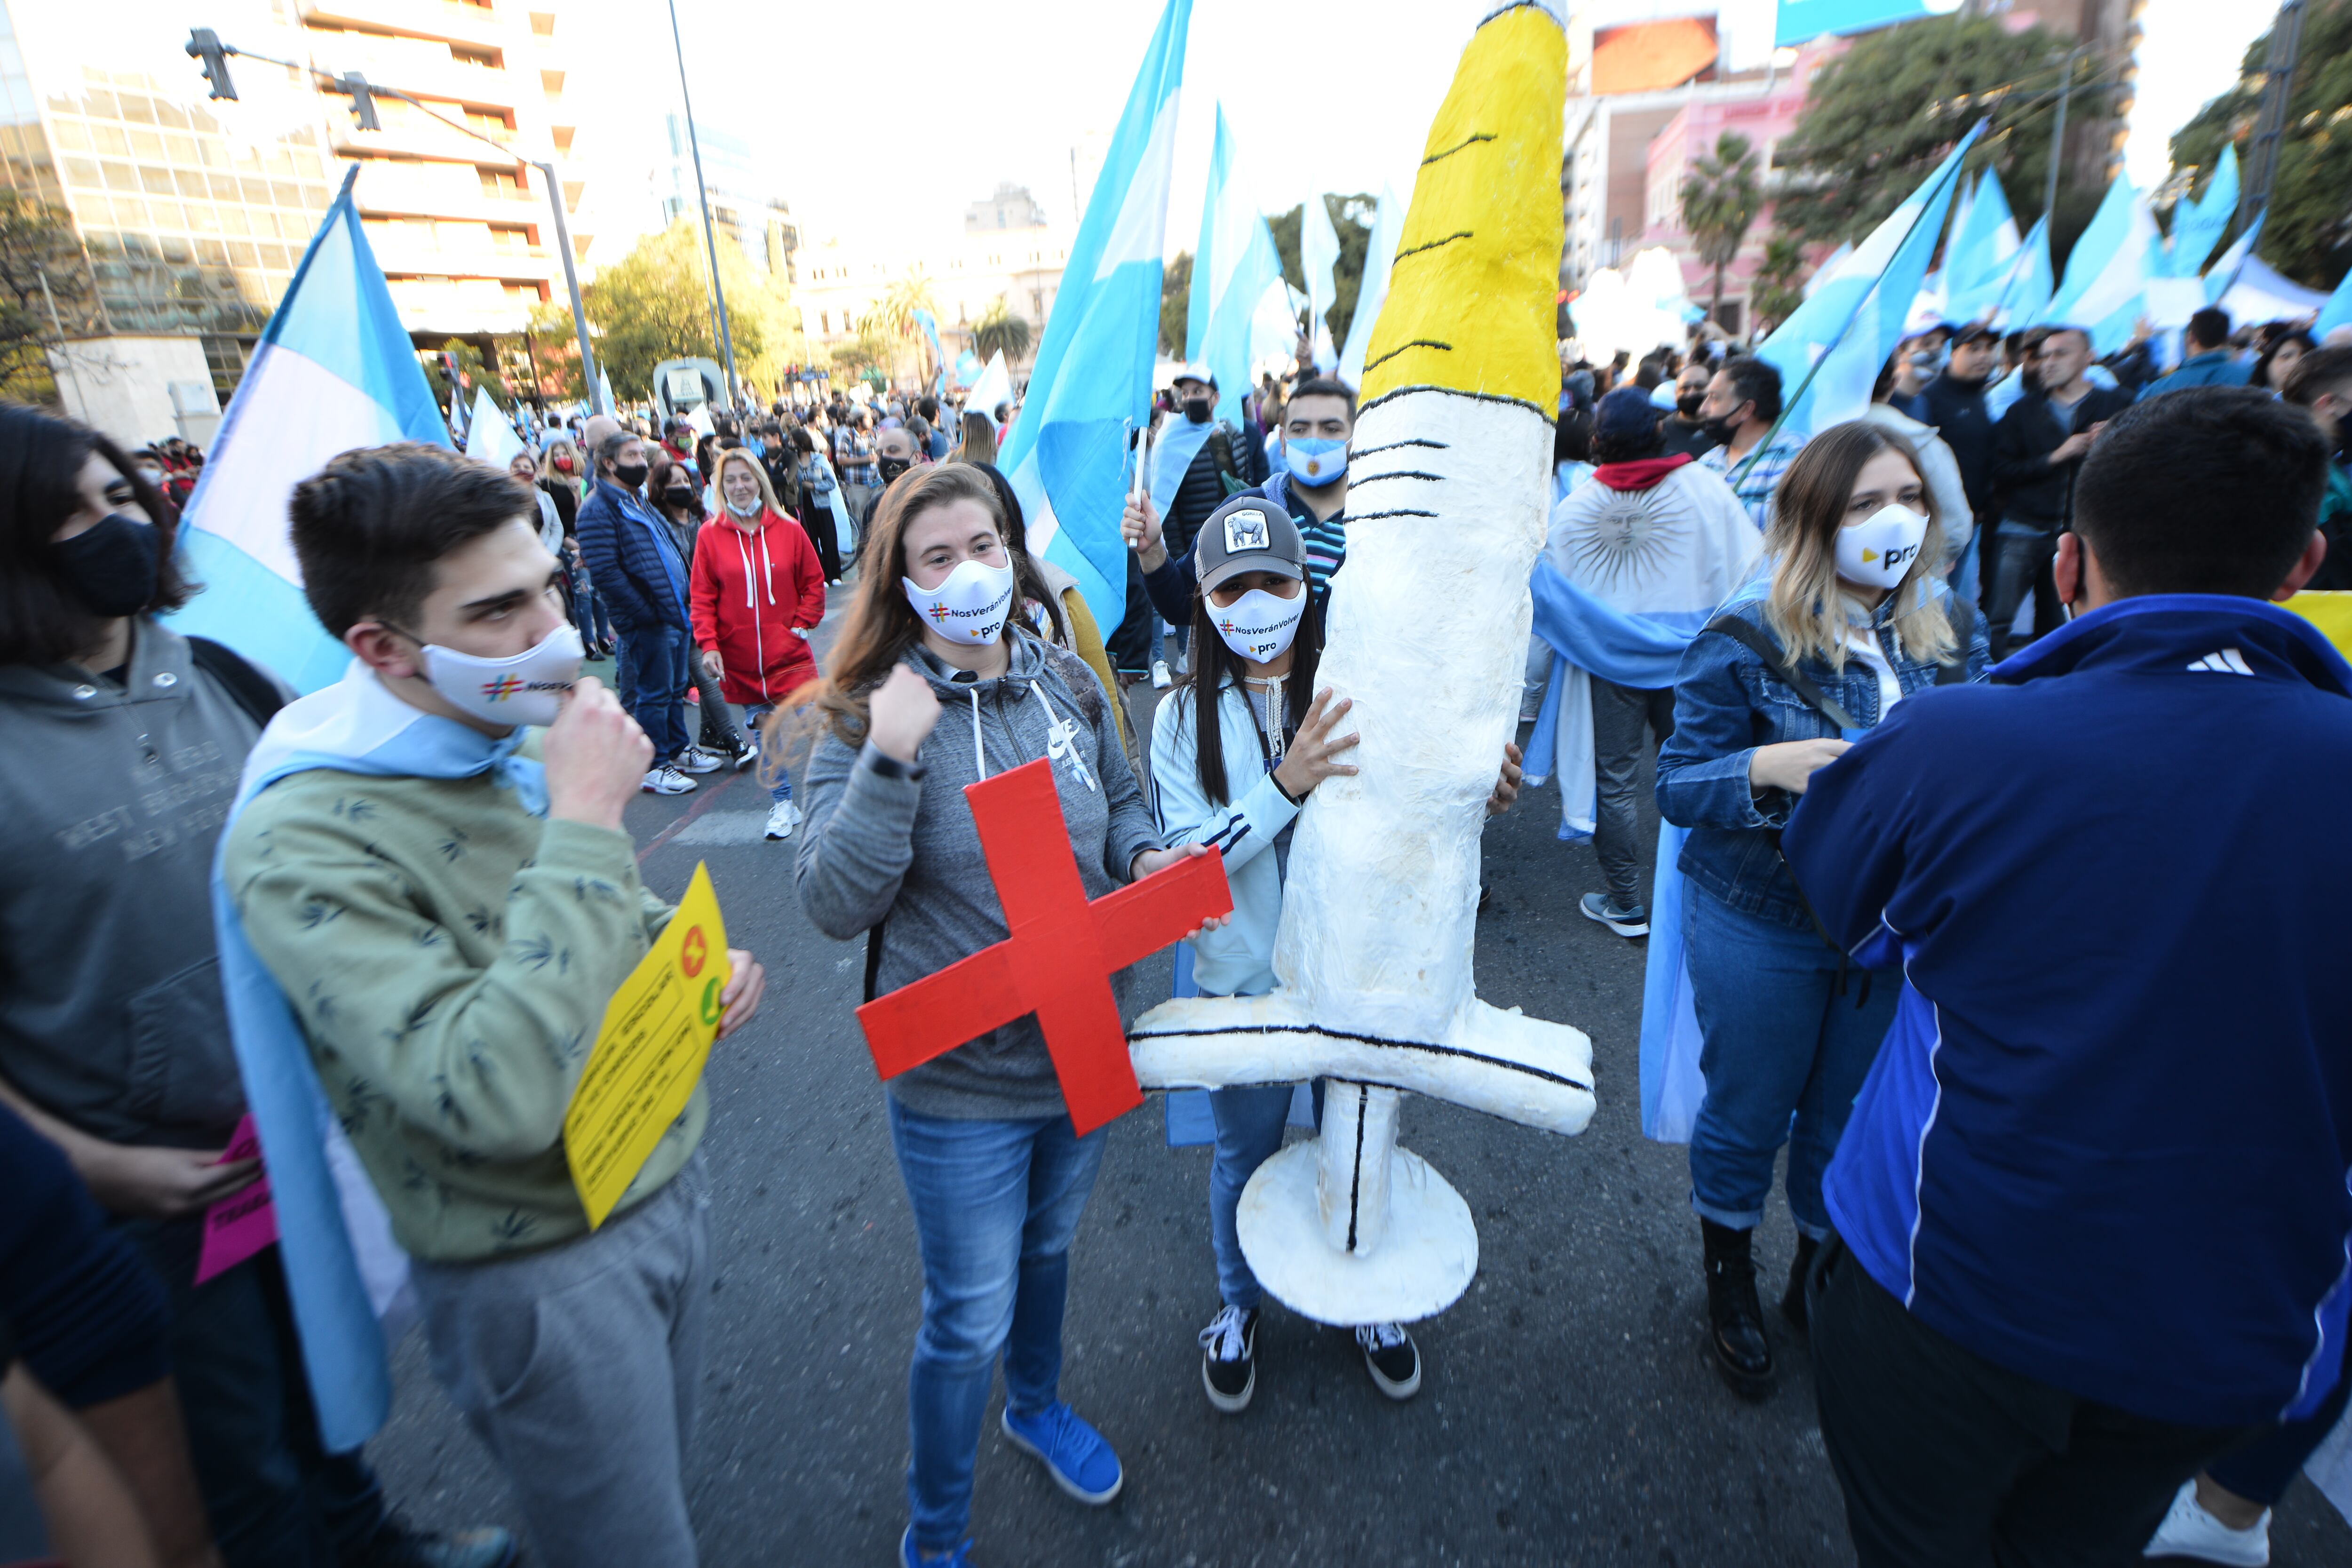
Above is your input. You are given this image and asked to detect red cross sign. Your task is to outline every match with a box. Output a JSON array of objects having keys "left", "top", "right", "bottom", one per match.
[{"left": 855, "top": 756, "right": 1232, "bottom": 1137}]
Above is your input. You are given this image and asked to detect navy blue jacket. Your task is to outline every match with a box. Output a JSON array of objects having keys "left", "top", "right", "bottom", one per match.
[
  {"left": 576, "top": 477, "right": 690, "bottom": 633},
  {"left": 1788, "top": 596, "right": 2352, "bottom": 1426},
  {"left": 1656, "top": 591, "right": 1989, "bottom": 930}
]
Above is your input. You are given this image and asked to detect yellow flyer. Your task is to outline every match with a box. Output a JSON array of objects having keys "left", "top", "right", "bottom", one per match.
[{"left": 564, "top": 861, "right": 730, "bottom": 1229}]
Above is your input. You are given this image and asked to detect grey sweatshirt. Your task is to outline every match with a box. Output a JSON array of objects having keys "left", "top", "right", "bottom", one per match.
[
  {"left": 0, "top": 621, "right": 283, "bottom": 1147},
  {"left": 795, "top": 630, "right": 1160, "bottom": 1120}
]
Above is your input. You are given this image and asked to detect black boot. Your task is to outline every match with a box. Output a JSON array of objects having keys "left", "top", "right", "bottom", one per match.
[
  {"left": 1700, "top": 1219, "right": 1774, "bottom": 1399},
  {"left": 1781, "top": 1234, "right": 1820, "bottom": 1334}
]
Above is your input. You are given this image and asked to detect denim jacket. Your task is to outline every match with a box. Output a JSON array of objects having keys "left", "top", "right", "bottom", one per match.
[{"left": 1655, "top": 591, "right": 1990, "bottom": 929}]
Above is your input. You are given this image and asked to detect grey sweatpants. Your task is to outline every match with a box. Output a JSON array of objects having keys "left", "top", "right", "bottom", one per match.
[
  {"left": 1592, "top": 677, "right": 1677, "bottom": 908},
  {"left": 407, "top": 1158, "right": 711, "bottom": 1568}
]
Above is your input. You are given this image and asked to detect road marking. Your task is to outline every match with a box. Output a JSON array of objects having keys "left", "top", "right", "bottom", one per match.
[
  {"left": 636, "top": 773, "right": 740, "bottom": 863},
  {"left": 663, "top": 810, "right": 772, "bottom": 847}
]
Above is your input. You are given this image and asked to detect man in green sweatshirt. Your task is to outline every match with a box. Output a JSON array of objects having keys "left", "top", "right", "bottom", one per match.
[{"left": 220, "top": 444, "right": 765, "bottom": 1568}]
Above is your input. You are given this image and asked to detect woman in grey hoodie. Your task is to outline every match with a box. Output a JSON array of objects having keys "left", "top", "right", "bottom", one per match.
[{"left": 791, "top": 462, "right": 1217, "bottom": 1568}]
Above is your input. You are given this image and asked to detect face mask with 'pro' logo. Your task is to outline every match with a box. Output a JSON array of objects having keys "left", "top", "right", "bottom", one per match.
[
  {"left": 1213, "top": 588, "right": 1305, "bottom": 662},
  {"left": 1836, "top": 502, "right": 1930, "bottom": 591},
  {"left": 902, "top": 557, "right": 1016, "bottom": 646}
]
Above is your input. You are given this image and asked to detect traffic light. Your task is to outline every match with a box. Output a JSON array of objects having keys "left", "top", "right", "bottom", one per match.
[
  {"left": 187, "top": 28, "right": 238, "bottom": 101},
  {"left": 341, "top": 72, "right": 381, "bottom": 131}
]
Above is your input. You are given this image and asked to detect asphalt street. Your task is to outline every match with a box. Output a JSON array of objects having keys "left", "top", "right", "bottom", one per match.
[{"left": 366, "top": 602, "right": 2352, "bottom": 1568}]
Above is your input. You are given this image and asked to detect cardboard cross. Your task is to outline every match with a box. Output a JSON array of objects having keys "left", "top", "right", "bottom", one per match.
[{"left": 855, "top": 756, "right": 1233, "bottom": 1137}]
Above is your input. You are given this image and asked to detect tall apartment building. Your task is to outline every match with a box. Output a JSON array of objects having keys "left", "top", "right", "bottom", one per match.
[
  {"left": 0, "top": 0, "right": 584, "bottom": 398},
  {"left": 655, "top": 113, "right": 797, "bottom": 282}
]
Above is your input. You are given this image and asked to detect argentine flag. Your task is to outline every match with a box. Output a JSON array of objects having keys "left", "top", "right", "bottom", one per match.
[
  {"left": 1753, "top": 122, "right": 1981, "bottom": 438},
  {"left": 999, "top": 0, "right": 1191, "bottom": 635},
  {"left": 2042, "top": 177, "right": 2156, "bottom": 356},
  {"left": 170, "top": 168, "right": 450, "bottom": 692},
  {"left": 1301, "top": 189, "right": 1341, "bottom": 374},
  {"left": 1188, "top": 103, "right": 1287, "bottom": 432},
  {"left": 2165, "top": 146, "right": 2238, "bottom": 279},
  {"left": 1338, "top": 181, "right": 1405, "bottom": 392},
  {"left": 1943, "top": 170, "right": 2022, "bottom": 324}
]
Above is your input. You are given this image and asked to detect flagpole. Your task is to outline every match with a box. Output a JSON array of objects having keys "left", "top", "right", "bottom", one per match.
[{"left": 1737, "top": 121, "right": 1984, "bottom": 486}]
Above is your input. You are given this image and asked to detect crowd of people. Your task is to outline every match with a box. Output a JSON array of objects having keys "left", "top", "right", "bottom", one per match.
[{"left": 0, "top": 295, "right": 2348, "bottom": 1568}]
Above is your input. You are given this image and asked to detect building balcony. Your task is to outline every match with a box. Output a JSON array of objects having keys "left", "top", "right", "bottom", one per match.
[
  {"left": 307, "top": 35, "right": 522, "bottom": 113},
  {"left": 297, "top": 0, "right": 506, "bottom": 51},
  {"left": 367, "top": 234, "right": 557, "bottom": 286}
]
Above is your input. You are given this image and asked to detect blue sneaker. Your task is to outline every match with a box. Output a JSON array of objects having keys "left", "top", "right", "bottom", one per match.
[
  {"left": 999, "top": 1401, "right": 1123, "bottom": 1504},
  {"left": 898, "top": 1526, "right": 974, "bottom": 1566}
]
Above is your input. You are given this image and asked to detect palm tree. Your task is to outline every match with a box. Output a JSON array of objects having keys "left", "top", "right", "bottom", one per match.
[
  {"left": 972, "top": 295, "right": 1033, "bottom": 368},
  {"left": 1749, "top": 233, "right": 1809, "bottom": 337},
  {"left": 867, "top": 270, "right": 940, "bottom": 382},
  {"left": 1680, "top": 131, "right": 1764, "bottom": 333}
]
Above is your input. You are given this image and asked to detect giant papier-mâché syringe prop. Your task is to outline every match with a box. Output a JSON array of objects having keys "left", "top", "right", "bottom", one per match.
[{"left": 1126, "top": 0, "right": 1595, "bottom": 1326}]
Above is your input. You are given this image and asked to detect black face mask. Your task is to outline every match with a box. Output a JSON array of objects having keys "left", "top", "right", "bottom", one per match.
[
  {"left": 1181, "top": 397, "right": 1213, "bottom": 424},
  {"left": 51, "top": 513, "right": 162, "bottom": 619},
  {"left": 1677, "top": 392, "right": 1704, "bottom": 419},
  {"left": 1700, "top": 412, "right": 1742, "bottom": 446},
  {"left": 661, "top": 486, "right": 695, "bottom": 509},
  {"left": 612, "top": 461, "right": 650, "bottom": 490},
  {"left": 877, "top": 456, "right": 912, "bottom": 484}
]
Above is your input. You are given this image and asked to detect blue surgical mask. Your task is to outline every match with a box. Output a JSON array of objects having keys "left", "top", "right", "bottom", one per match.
[{"left": 1287, "top": 436, "right": 1347, "bottom": 487}]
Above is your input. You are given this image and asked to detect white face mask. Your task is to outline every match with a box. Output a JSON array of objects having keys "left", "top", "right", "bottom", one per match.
[
  {"left": 1211, "top": 586, "right": 1305, "bottom": 663},
  {"left": 902, "top": 556, "right": 1016, "bottom": 646},
  {"left": 419, "top": 621, "right": 584, "bottom": 729},
  {"left": 1836, "top": 502, "right": 1931, "bottom": 591},
  {"left": 724, "top": 493, "right": 762, "bottom": 517}
]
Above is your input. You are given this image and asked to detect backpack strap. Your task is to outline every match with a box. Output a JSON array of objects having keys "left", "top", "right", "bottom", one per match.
[
  {"left": 1701, "top": 613, "right": 1858, "bottom": 731},
  {"left": 187, "top": 637, "right": 285, "bottom": 730}
]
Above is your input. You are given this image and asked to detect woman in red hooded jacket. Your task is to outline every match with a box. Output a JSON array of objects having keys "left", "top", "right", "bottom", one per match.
[{"left": 691, "top": 447, "right": 827, "bottom": 840}]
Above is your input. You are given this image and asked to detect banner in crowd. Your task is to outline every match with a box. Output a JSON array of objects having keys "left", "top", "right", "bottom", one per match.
[
  {"left": 169, "top": 167, "right": 451, "bottom": 693},
  {"left": 1301, "top": 189, "right": 1340, "bottom": 373},
  {"left": 2041, "top": 177, "right": 2156, "bottom": 355},
  {"left": 2164, "top": 145, "right": 2238, "bottom": 279},
  {"left": 998, "top": 0, "right": 1192, "bottom": 635},
  {"left": 1189, "top": 103, "right": 1287, "bottom": 430}
]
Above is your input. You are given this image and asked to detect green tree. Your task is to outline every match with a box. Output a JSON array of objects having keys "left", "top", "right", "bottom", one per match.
[
  {"left": 1681, "top": 132, "right": 1763, "bottom": 330},
  {"left": 0, "top": 191, "right": 101, "bottom": 404},
  {"left": 424, "top": 337, "right": 513, "bottom": 416},
  {"left": 1749, "top": 232, "right": 1809, "bottom": 336},
  {"left": 547, "top": 221, "right": 803, "bottom": 402},
  {"left": 2169, "top": 0, "right": 2352, "bottom": 289},
  {"left": 1160, "top": 249, "right": 1192, "bottom": 355},
  {"left": 872, "top": 270, "right": 942, "bottom": 382},
  {"left": 972, "top": 295, "right": 1033, "bottom": 368},
  {"left": 1774, "top": 14, "right": 2117, "bottom": 268},
  {"left": 1268, "top": 193, "right": 1374, "bottom": 358},
  {"left": 830, "top": 314, "right": 895, "bottom": 380}
]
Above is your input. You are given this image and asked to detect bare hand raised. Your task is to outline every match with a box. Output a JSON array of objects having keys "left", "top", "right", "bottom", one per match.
[
  {"left": 1121, "top": 495, "right": 1169, "bottom": 572},
  {"left": 1272, "top": 688, "right": 1360, "bottom": 801},
  {"left": 544, "top": 677, "right": 654, "bottom": 832},
  {"left": 868, "top": 664, "right": 941, "bottom": 764}
]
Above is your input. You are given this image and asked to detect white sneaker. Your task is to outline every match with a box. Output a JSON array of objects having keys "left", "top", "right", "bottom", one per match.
[
  {"left": 763, "top": 800, "right": 801, "bottom": 841},
  {"left": 2144, "top": 1479, "right": 2270, "bottom": 1566},
  {"left": 1150, "top": 660, "right": 1172, "bottom": 689},
  {"left": 641, "top": 764, "right": 695, "bottom": 796},
  {"left": 675, "top": 745, "right": 723, "bottom": 775}
]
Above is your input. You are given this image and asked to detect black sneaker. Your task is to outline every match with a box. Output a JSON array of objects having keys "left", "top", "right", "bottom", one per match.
[
  {"left": 1199, "top": 1304, "right": 1258, "bottom": 1413},
  {"left": 1355, "top": 1321, "right": 1421, "bottom": 1400}
]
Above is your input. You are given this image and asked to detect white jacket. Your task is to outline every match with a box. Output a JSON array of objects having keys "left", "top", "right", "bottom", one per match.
[{"left": 1148, "top": 677, "right": 1301, "bottom": 999}]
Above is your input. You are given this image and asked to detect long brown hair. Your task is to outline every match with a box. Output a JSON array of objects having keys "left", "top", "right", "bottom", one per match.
[
  {"left": 788, "top": 462, "right": 1011, "bottom": 747},
  {"left": 956, "top": 410, "right": 997, "bottom": 467},
  {"left": 1764, "top": 421, "right": 1955, "bottom": 668},
  {"left": 1177, "top": 579, "right": 1323, "bottom": 806}
]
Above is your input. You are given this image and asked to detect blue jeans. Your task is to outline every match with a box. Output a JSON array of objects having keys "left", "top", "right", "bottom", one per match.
[
  {"left": 1684, "top": 885, "right": 1897, "bottom": 1239},
  {"left": 1207, "top": 1083, "right": 1321, "bottom": 1309},
  {"left": 886, "top": 1098, "right": 1106, "bottom": 1553},
  {"left": 617, "top": 623, "right": 690, "bottom": 762},
  {"left": 572, "top": 569, "right": 613, "bottom": 646},
  {"left": 743, "top": 703, "right": 794, "bottom": 804}
]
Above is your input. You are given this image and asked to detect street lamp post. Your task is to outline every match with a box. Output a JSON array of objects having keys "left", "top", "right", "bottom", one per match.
[
  {"left": 184, "top": 29, "right": 609, "bottom": 415},
  {"left": 664, "top": 0, "right": 742, "bottom": 413}
]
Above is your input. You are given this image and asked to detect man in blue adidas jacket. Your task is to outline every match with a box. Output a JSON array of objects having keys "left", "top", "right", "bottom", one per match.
[{"left": 1781, "top": 387, "right": 2352, "bottom": 1567}]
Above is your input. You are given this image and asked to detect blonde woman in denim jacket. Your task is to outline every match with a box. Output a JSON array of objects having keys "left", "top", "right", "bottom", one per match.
[{"left": 1656, "top": 422, "right": 1989, "bottom": 1400}]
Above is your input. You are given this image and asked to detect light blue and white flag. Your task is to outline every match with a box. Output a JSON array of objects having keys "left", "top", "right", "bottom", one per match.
[
  {"left": 2315, "top": 256, "right": 2352, "bottom": 342},
  {"left": 2042, "top": 177, "right": 2156, "bottom": 355},
  {"left": 1753, "top": 122, "right": 1982, "bottom": 438},
  {"left": 913, "top": 306, "right": 946, "bottom": 394},
  {"left": 2202, "top": 210, "right": 2264, "bottom": 306},
  {"left": 460, "top": 385, "right": 522, "bottom": 469},
  {"left": 967, "top": 350, "right": 1013, "bottom": 423},
  {"left": 2164, "top": 145, "right": 2238, "bottom": 279},
  {"left": 998, "top": 0, "right": 1190, "bottom": 634},
  {"left": 1187, "top": 104, "right": 1287, "bottom": 431},
  {"left": 1986, "top": 215, "right": 2054, "bottom": 330},
  {"left": 953, "top": 349, "right": 983, "bottom": 388},
  {"left": 1943, "top": 169, "right": 2022, "bottom": 323},
  {"left": 1301, "top": 190, "right": 1340, "bottom": 374},
  {"left": 1338, "top": 180, "right": 1405, "bottom": 391},
  {"left": 1776, "top": 0, "right": 1942, "bottom": 45},
  {"left": 170, "top": 168, "right": 449, "bottom": 692}
]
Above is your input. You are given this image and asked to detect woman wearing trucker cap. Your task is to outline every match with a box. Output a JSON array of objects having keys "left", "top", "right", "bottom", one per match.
[{"left": 1150, "top": 493, "right": 1523, "bottom": 1418}]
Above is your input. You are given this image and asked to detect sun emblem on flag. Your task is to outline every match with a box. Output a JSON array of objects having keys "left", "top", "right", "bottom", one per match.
[{"left": 481, "top": 674, "right": 526, "bottom": 700}]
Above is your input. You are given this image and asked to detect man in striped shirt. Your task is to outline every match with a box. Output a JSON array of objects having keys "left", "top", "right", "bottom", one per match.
[{"left": 1128, "top": 376, "right": 1358, "bottom": 624}]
